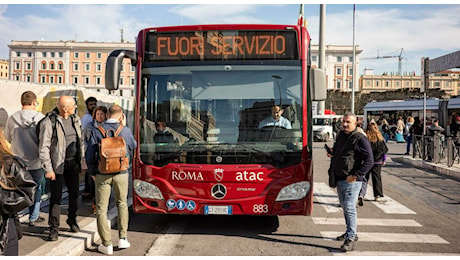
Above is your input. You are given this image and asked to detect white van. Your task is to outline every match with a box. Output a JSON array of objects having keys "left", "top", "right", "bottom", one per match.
[{"left": 313, "top": 115, "right": 340, "bottom": 142}]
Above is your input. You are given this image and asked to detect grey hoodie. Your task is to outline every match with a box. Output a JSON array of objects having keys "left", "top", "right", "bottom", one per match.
[{"left": 4, "top": 109, "right": 45, "bottom": 170}]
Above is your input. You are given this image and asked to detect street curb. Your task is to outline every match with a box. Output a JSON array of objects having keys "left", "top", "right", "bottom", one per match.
[
  {"left": 26, "top": 198, "right": 133, "bottom": 256},
  {"left": 391, "top": 156, "right": 460, "bottom": 181}
]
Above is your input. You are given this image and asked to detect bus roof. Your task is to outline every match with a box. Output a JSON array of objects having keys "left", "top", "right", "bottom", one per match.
[{"left": 364, "top": 98, "right": 440, "bottom": 111}]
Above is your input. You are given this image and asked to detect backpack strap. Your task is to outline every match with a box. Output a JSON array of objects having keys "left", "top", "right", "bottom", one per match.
[
  {"left": 97, "top": 126, "right": 107, "bottom": 137},
  {"left": 114, "top": 124, "right": 124, "bottom": 137}
]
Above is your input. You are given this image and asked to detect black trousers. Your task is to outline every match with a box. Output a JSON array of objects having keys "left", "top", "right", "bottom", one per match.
[
  {"left": 365, "top": 164, "right": 384, "bottom": 198},
  {"left": 48, "top": 159, "right": 80, "bottom": 231}
]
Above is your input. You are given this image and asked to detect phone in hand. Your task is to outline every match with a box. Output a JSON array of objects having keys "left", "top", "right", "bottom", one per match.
[{"left": 324, "top": 144, "right": 333, "bottom": 155}]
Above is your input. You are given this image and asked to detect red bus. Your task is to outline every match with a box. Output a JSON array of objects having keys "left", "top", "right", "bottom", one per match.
[{"left": 105, "top": 23, "right": 326, "bottom": 216}]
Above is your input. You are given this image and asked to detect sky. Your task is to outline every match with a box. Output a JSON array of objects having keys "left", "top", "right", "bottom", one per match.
[{"left": 1, "top": 2, "right": 459, "bottom": 76}]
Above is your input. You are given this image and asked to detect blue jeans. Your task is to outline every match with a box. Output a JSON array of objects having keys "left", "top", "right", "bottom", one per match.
[
  {"left": 337, "top": 180, "right": 362, "bottom": 240},
  {"left": 28, "top": 168, "right": 46, "bottom": 222}
]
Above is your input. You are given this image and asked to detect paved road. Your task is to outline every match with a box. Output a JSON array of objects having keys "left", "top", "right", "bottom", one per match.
[{"left": 19, "top": 141, "right": 460, "bottom": 256}]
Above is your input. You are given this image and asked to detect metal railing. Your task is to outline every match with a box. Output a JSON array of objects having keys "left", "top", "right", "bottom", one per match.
[{"left": 412, "top": 134, "right": 460, "bottom": 167}]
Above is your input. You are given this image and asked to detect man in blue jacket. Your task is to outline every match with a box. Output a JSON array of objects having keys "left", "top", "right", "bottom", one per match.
[
  {"left": 327, "top": 112, "right": 374, "bottom": 252},
  {"left": 85, "top": 104, "right": 136, "bottom": 255}
]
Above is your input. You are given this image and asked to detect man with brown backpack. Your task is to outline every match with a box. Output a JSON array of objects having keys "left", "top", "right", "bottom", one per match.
[{"left": 85, "top": 104, "right": 136, "bottom": 255}]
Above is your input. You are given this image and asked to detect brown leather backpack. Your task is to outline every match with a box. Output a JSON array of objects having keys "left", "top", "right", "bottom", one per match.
[{"left": 97, "top": 125, "right": 129, "bottom": 174}]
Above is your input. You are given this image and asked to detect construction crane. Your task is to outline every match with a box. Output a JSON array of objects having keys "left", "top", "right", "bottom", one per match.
[{"left": 361, "top": 48, "right": 404, "bottom": 75}]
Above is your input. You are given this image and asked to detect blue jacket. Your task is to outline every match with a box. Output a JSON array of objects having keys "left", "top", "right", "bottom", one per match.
[{"left": 85, "top": 119, "right": 137, "bottom": 175}]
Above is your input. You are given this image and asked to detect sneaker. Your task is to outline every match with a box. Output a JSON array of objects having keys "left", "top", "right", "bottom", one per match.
[
  {"left": 98, "top": 244, "right": 113, "bottom": 255},
  {"left": 336, "top": 233, "right": 359, "bottom": 241},
  {"left": 340, "top": 239, "right": 355, "bottom": 252},
  {"left": 118, "top": 238, "right": 131, "bottom": 249},
  {"left": 29, "top": 216, "right": 46, "bottom": 226},
  {"left": 374, "top": 196, "right": 382, "bottom": 202},
  {"left": 66, "top": 219, "right": 80, "bottom": 233},
  {"left": 357, "top": 197, "right": 364, "bottom": 207}
]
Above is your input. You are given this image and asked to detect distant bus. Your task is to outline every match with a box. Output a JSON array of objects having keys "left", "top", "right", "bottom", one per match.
[
  {"left": 363, "top": 97, "right": 460, "bottom": 131},
  {"left": 104, "top": 23, "right": 326, "bottom": 217}
]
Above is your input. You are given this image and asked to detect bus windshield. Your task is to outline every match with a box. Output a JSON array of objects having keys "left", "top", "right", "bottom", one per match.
[{"left": 139, "top": 62, "right": 303, "bottom": 168}]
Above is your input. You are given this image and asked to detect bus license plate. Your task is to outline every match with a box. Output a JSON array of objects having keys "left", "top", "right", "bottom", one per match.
[{"left": 204, "top": 205, "right": 232, "bottom": 215}]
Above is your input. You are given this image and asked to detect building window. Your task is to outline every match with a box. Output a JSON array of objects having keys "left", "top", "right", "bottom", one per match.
[
  {"left": 312, "top": 56, "right": 317, "bottom": 62},
  {"left": 130, "top": 65, "right": 135, "bottom": 72},
  {"left": 348, "top": 80, "right": 353, "bottom": 89},
  {"left": 84, "top": 62, "right": 90, "bottom": 71},
  {"left": 26, "top": 62, "right": 31, "bottom": 70},
  {"left": 59, "top": 52, "right": 64, "bottom": 58},
  {"left": 348, "top": 67, "right": 353, "bottom": 76},
  {"left": 446, "top": 82, "right": 450, "bottom": 88},
  {"left": 415, "top": 81, "right": 420, "bottom": 87},
  {"left": 96, "top": 76, "right": 101, "bottom": 85},
  {"left": 96, "top": 63, "right": 102, "bottom": 72},
  {"left": 85, "top": 52, "right": 90, "bottom": 59},
  {"left": 97, "top": 52, "right": 102, "bottom": 59},
  {"left": 120, "top": 77, "right": 124, "bottom": 85},
  {"left": 74, "top": 52, "right": 79, "bottom": 59},
  {"left": 26, "top": 75, "right": 31, "bottom": 82},
  {"left": 42, "top": 62, "right": 46, "bottom": 70},
  {"left": 73, "top": 76, "right": 78, "bottom": 85},
  {"left": 58, "top": 63, "right": 63, "bottom": 70},
  {"left": 85, "top": 76, "right": 90, "bottom": 85},
  {"left": 73, "top": 62, "right": 79, "bottom": 71},
  {"left": 41, "top": 76, "right": 46, "bottom": 83},
  {"left": 15, "top": 74, "right": 20, "bottom": 81},
  {"left": 337, "top": 56, "right": 342, "bottom": 62},
  {"left": 349, "top": 56, "right": 353, "bottom": 62},
  {"left": 50, "top": 63, "right": 55, "bottom": 70},
  {"left": 366, "top": 80, "right": 371, "bottom": 87},
  {"left": 42, "top": 52, "right": 47, "bottom": 57},
  {"left": 121, "top": 63, "right": 125, "bottom": 72},
  {"left": 130, "top": 77, "right": 135, "bottom": 85},
  {"left": 27, "top": 52, "right": 32, "bottom": 57},
  {"left": 376, "top": 81, "right": 380, "bottom": 87},
  {"left": 16, "top": 51, "right": 21, "bottom": 57},
  {"left": 58, "top": 76, "right": 63, "bottom": 84},
  {"left": 15, "top": 62, "right": 20, "bottom": 70},
  {"left": 434, "top": 81, "right": 441, "bottom": 88},
  {"left": 51, "top": 52, "right": 55, "bottom": 58},
  {"left": 385, "top": 81, "right": 390, "bottom": 87},
  {"left": 335, "top": 67, "right": 342, "bottom": 76},
  {"left": 50, "top": 76, "right": 54, "bottom": 83},
  {"left": 336, "top": 79, "right": 341, "bottom": 89}
]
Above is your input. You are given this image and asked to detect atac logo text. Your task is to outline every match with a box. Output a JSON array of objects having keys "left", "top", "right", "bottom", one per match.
[
  {"left": 172, "top": 170, "right": 204, "bottom": 181},
  {"left": 236, "top": 171, "right": 264, "bottom": 181}
]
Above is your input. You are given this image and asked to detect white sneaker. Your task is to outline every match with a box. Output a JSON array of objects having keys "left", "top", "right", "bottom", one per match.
[
  {"left": 118, "top": 238, "right": 131, "bottom": 249},
  {"left": 98, "top": 244, "right": 113, "bottom": 255}
]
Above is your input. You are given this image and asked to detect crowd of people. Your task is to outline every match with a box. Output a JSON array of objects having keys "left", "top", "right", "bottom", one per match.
[{"left": 0, "top": 91, "right": 136, "bottom": 255}]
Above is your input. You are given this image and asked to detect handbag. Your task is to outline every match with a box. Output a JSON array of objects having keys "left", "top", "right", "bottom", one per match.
[
  {"left": 0, "top": 155, "right": 37, "bottom": 216},
  {"left": 328, "top": 168, "right": 336, "bottom": 188}
]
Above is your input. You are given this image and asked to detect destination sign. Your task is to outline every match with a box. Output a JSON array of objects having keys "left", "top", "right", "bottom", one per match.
[{"left": 145, "top": 30, "right": 298, "bottom": 61}]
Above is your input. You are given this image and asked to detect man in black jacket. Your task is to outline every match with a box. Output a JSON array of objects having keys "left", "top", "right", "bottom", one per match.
[{"left": 327, "top": 112, "right": 374, "bottom": 252}]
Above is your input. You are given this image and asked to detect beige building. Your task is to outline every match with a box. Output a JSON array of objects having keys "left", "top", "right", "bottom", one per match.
[
  {"left": 360, "top": 69, "right": 460, "bottom": 96},
  {"left": 8, "top": 40, "right": 135, "bottom": 97},
  {"left": 0, "top": 59, "right": 8, "bottom": 79},
  {"left": 310, "top": 45, "right": 363, "bottom": 92}
]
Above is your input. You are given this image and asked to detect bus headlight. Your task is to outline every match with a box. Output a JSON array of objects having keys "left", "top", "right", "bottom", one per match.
[
  {"left": 133, "top": 179, "right": 164, "bottom": 200},
  {"left": 275, "top": 181, "right": 310, "bottom": 201}
]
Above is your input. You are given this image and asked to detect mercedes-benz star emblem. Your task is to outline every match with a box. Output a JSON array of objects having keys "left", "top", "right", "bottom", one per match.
[{"left": 211, "top": 183, "right": 227, "bottom": 200}]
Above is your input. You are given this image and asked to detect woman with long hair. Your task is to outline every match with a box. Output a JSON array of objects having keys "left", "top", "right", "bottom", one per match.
[{"left": 357, "top": 121, "right": 388, "bottom": 206}]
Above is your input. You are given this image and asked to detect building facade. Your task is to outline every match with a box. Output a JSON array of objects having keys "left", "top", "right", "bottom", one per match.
[
  {"left": 8, "top": 40, "right": 135, "bottom": 97},
  {"left": 360, "top": 69, "right": 460, "bottom": 96},
  {"left": 310, "top": 45, "right": 363, "bottom": 93},
  {"left": 0, "top": 59, "right": 8, "bottom": 79}
]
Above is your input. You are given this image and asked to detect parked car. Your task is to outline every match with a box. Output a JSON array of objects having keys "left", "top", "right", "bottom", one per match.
[{"left": 313, "top": 115, "right": 341, "bottom": 142}]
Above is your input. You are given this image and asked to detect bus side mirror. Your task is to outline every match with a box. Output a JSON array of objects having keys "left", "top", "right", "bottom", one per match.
[
  {"left": 310, "top": 68, "right": 327, "bottom": 101},
  {"left": 105, "top": 50, "right": 137, "bottom": 91}
]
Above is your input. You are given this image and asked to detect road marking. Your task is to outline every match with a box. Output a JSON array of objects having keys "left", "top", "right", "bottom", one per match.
[
  {"left": 313, "top": 182, "right": 342, "bottom": 213},
  {"left": 363, "top": 185, "right": 416, "bottom": 214},
  {"left": 313, "top": 217, "right": 422, "bottom": 227},
  {"left": 145, "top": 221, "right": 187, "bottom": 256},
  {"left": 321, "top": 231, "right": 449, "bottom": 244},
  {"left": 332, "top": 251, "right": 459, "bottom": 256}
]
